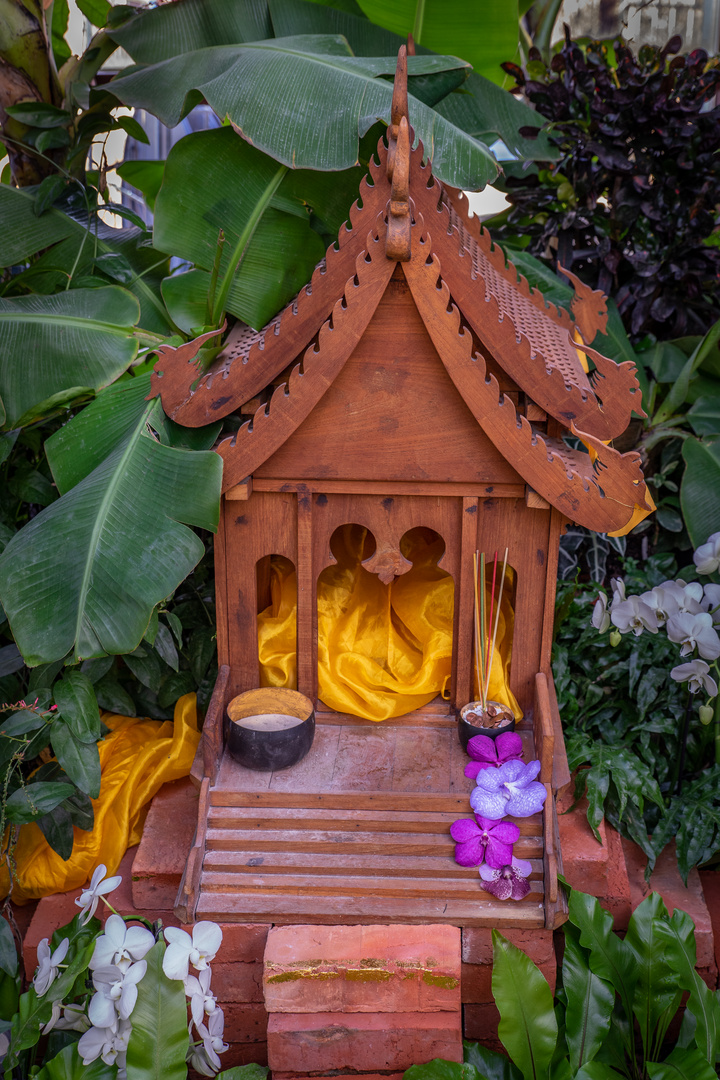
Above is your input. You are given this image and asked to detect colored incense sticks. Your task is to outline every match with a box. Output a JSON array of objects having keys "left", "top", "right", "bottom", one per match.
[{"left": 472, "top": 547, "right": 511, "bottom": 713}]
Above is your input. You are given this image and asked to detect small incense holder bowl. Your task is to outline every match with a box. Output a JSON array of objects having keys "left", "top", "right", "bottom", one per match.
[
  {"left": 226, "top": 688, "right": 315, "bottom": 771},
  {"left": 458, "top": 700, "right": 515, "bottom": 751}
]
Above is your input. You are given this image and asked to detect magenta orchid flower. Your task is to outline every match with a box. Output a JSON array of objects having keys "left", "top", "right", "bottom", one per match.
[
  {"left": 479, "top": 858, "right": 533, "bottom": 900},
  {"left": 464, "top": 732, "right": 523, "bottom": 780},
  {"left": 449, "top": 815, "right": 520, "bottom": 869},
  {"left": 470, "top": 759, "right": 547, "bottom": 820}
]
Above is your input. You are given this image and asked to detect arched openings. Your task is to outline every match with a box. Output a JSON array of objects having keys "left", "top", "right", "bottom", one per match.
[{"left": 316, "top": 523, "right": 454, "bottom": 720}]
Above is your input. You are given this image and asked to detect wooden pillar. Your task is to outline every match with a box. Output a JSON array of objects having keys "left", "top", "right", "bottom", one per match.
[
  {"left": 455, "top": 496, "right": 478, "bottom": 709},
  {"left": 296, "top": 490, "right": 318, "bottom": 702}
]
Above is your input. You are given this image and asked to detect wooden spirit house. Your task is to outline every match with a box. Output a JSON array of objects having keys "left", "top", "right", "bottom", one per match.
[{"left": 150, "top": 51, "right": 651, "bottom": 933}]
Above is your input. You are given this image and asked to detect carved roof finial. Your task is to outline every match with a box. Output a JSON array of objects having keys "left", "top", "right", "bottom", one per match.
[
  {"left": 386, "top": 46, "right": 411, "bottom": 262},
  {"left": 387, "top": 44, "right": 408, "bottom": 183}
]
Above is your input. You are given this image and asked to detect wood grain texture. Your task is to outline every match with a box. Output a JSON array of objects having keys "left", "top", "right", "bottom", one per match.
[
  {"left": 174, "top": 774, "right": 210, "bottom": 922},
  {"left": 202, "top": 664, "right": 231, "bottom": 784},
  {"left": 254, "top": 267, "right": 521, "bottom": 485},
  {"left": 217, "top": 221, "right": 396, "bottom": 492},
  {"left": 179, "top": 708, "right": 550, "bottom": 927},
  {"left": 401, "top": 243, "right": 652, "bottom": 534},
  {"left": 533, "top": 673, "right": 555, "bottom": 786}
]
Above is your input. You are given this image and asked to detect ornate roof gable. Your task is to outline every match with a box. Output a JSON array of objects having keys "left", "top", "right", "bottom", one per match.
[{"left": 148, "top": 47, "right": 652, "bottom": 536}]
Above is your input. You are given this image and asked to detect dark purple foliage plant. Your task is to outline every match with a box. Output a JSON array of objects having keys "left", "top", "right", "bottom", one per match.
[{"left": 496, "top": 31, "right": 720, "bottom": 342}]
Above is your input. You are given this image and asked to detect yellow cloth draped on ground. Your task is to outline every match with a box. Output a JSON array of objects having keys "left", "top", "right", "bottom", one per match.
[
  {"left": 258, "top": 526, "right": 521, "bottom": 721},
  {"left": 0, "top": 693, "right": 200, "bottom": 904}
]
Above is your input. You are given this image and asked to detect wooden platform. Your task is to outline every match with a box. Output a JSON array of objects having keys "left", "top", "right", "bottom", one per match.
[{"left": 178, "top": 673, "right": 568, "bottom": 929}]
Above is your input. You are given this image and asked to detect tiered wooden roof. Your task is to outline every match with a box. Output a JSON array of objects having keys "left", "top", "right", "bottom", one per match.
[{"left": 148, "top": 51, "right": 650, "bottom": 538}]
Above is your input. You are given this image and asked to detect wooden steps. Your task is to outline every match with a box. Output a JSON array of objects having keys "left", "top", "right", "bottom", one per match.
[{"left": 181, "top": 706, "right": 564, "bottom": 928}]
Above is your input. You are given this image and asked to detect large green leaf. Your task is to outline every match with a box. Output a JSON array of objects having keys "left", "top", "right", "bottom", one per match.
[
  {"left": 154, "top": 127, "right": 325, "bottom": 329},
  {"left": 681, "top": 437, "right": 720, "bottom": 548},
  {"left": 646, "top": 1047, "right": 718, "bottom": 1079},
  {"left": 109, "top": 37, "right": 500, "bottom": 191},
  {"left": 0, "top": 186, "right": 173, "bottom": 335},
  {"left": 36, "top": 1042, "right": 116, "bottom": 1080},
  {"left": 655, "top": 908, "right": 720, "bottom": 1064},
  {"left": 491, "top": 930, "right": 557, "bottom": 1080},
  {"left": 0, "top": 288, "right": 140, "bottom": 429},
  {"left": 125, "top": 940, "right": 189, "bottom": 1080},
  {"left": 108, "top": 0, "right": 274, "bottom": 61},
  {"left": 5, "top": 782, "right": 76, "bottom": 824},
  {"left": 624, "top": 894, "right": 683, "bottom": 1061},
  {"left": 0, "top": 184, "right": 75, "bottom": 266},
  {"left": 562, "top": 930, "right": 614, "bottom": 1073},
  {"left": 355, "top": 0, "right": 519, "bottom": 85},
  {"left": 404, "top": 1061, "right": 480, "bottom": 1080},
  {"left": 53, "top": 670, "right": 102, "bottom": 742},
  {"left": 567, "top": 891, "right": 637, "bottom": 1063},
  {"left": 464, "top": 1041, "right": 523, "bottom": 1080},
  {"left": 0, "top": 388, "right": 222, "bottom": 665},
  {"left": 50, "top": 722, "right": 101, "bottom": 797}
]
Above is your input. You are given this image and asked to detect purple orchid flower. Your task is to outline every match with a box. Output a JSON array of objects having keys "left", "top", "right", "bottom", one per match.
[
  {"left": 479, "top": 858, "right": 532, "bottom": 901},
  {"left": 470, "top": 759, "right": 547, "bottom": 820},
  {"left": 449, "top": 815, "right": 520, "bottom": 869},
  {"left": 464, "top": 732, "right": 524, "bottom": 780}
]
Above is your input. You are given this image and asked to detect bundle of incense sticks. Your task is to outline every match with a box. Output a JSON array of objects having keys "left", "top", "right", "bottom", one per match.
[{"left": 473, "top": 547, "right": 510, "bottom": 712}]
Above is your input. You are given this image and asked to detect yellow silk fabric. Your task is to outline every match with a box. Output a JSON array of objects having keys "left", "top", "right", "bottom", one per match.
[
  {"left": 0, "top": 693, "right": 200, "bottom": 904},
  {"left": 258, "top": 526, "right": 521, "bottom": 721}
]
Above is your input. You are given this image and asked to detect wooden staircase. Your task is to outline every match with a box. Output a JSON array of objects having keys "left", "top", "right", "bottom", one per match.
[{"left": 178, "top": 672, "right": 567, "bottom": 929}]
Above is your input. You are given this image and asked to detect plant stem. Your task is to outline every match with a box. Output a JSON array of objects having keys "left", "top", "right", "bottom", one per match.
[
  {"left": 206, "top": 228, "right": 225, "bottom": 327},
  {"left": 715, "top": 692, "right": 720, "bottom": 766}
]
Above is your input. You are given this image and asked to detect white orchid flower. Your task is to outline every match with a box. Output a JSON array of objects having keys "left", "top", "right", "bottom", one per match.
[
  {"left": 702, "top": 584, "right": 720, "bottom": 625},
  {"left": 33, "top": 937, "right": 69, "bottom": 996},
  {"left": 42, "top": 1000, "right": 91, "bottom": 1035},
  {"left": 694, "top": 531, "right": 720, "bottom": 575},
  {"left": 188, "top": 1044, "right": 220, "bottom": 1077},
  {"left": 91, "top": 961, "right": 147, "bottom": 1024},
  {"left": 667, "top": 611, "right": 720, "bottom": 660},
  {"left": 75, "top": 864, "right": 122, "bottom": 926},
  {"left": 592, "top": 593, "right": 610, "bottom": 633},
  {"left": 611, "top": 596, "right": 659, "bottom": 636},
  {"left": 610, "top": 578, "right": 626, "bottom": 603},
  {"left": 186, "top": 967, "right": 218, "bottom": 1027},
  {"left": 78, "top": 1017, "right": 131, "bottom": 1068},
  {"left": 195, "top": 1008, "right": 228, "bottom": 1070},
  {"left": 90, "top": 914, "right": 154, "bottom": 974},
  {"left": 163, "top": 923, "right": 223, "bottom": 981},
  {"left": 670, "top": 659, "right": 719, "bottom": 697}
]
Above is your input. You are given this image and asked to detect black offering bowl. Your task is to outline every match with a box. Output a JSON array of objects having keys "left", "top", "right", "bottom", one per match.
[
  {"left": 226, "top": 688, "right": 315, "bottom": 771},
  {"left": 457, "top": 699, "right": 516, "bottom": 752}
]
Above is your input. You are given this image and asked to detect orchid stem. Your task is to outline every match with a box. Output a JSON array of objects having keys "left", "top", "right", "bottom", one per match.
[
  {"left": 715, "top": 692, "right": 720, "bottom": 767},
  {"left": 676, "top": 692, "right": 693, "bottom": 798}
]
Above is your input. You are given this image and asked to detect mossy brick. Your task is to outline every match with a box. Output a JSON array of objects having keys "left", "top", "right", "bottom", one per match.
[
  {"left": 264, "top": 924, "right": 460, "bottom": 1013},
  {"left": 131, "top": 777, "right": 198, "bottom": 910},
  {"left": 267, "top": 1011, "right": 463, "bottom": 1073},
  {"left": 212, "top": 961, "right": 264, "bottom": 1003},
  {"left": 221, "top": 1003, "right": 269, "bottom": 1043}
]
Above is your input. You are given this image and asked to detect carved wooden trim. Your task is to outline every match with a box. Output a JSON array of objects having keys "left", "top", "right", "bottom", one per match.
[
  {"left": 216, "top": 219, "right": 396, "bottom": 492},
  {"left": 415, "top": 175, "right": 645, "bottom": 440},
  {"left": 401, "top": 244, "right": 652, "bottom": 534}
]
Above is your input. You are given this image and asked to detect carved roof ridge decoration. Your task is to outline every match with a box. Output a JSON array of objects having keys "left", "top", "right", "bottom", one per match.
[
  {"left": 217, "top": 215, "right": 396, "bottom": 493},
  {"left": 147, "top": 163, "right": 392, "bottom": 427},
  {"left": 408, "top": 168, "right": 645, "bottom": 441},
  {"left": 401, "top": 226, "right": 652, "bottom": 535}
]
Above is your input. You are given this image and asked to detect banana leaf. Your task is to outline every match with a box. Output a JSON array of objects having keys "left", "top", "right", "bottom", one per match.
[
  {"left": 0, "top": 287, "right": 140, "bottom": 429},
  {"left": 0, "top": 378, "right": 222, "bottom": 665},
  {"left": 153, "top": 127, "right": 326, "bottom": 329},
  {"left": 109, "top": 36, "right": 500, "bottom": 191},
  {"left": 355, "top": 0, "right": 519, "bottom": 85}
]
